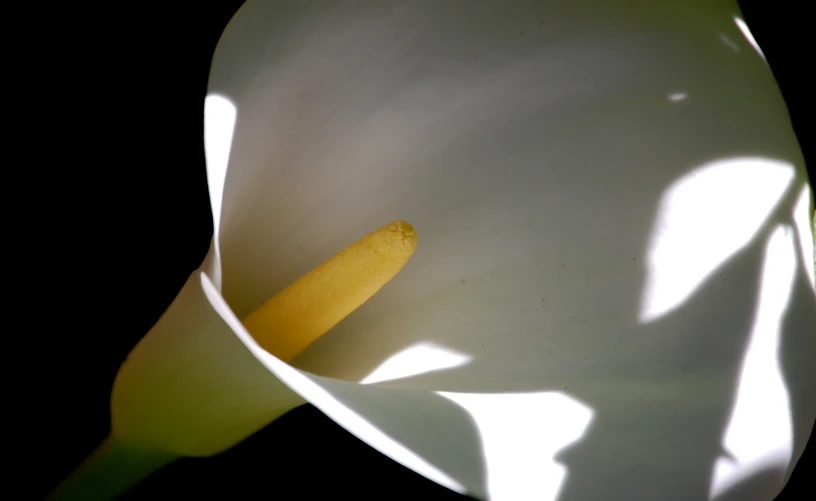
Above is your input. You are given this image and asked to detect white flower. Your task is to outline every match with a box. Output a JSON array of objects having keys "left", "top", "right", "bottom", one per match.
[{"left": 52, "top": 2, "right": 816, "bottom": 500}]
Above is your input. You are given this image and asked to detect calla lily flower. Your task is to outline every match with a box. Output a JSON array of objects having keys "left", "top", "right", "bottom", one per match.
[{"left": 52, "top": 1, "right": 815, "bottom": 500}]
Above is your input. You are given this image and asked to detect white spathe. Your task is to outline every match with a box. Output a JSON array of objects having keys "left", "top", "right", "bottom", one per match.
[
  {"left": 170, "top": 1, "right": 816, "bottom": 500},
  {"left": 438, "top": 391, "right": 594, "bottom": 501},
  {"left": 639, "top": 157, "right": 794, "bottom": 323},
  {"left": 709, "top": 225, "right": 798, "bottom": 500}
]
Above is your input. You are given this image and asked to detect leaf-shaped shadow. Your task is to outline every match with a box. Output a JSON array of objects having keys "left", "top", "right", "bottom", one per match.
[
  {"left": 553, "top": 230, "right": 768, "bottom": 500},
  {"left": 777, "top": 240, "right": 816, "bottom": 485},
  {"left": 556, "top": 182, "right": 811, "bottom": 501}
]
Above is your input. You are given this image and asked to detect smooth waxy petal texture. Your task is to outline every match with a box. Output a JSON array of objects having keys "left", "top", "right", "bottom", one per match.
[{"left": 203, "top": 1, "right": 815, "bottom": 499}]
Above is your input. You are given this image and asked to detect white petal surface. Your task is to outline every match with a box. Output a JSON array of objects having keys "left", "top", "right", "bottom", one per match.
[
  {"left": 709, "top": 225, "right": 797, "bottom": 500},
  {"left": 792, "top": 185, "right": 815, "bottom": 291},
  {"left": 203, "top": 1, "right": 816, "bottom": 499},
  {"left": 438, "top": 391, "right": 594, "bottom": 501},
  {"left": 639, "top": 157, "right": 794, "bottom": 323},
  {"left": 200, "top": 94, "right": 238, "bottom": 290}
]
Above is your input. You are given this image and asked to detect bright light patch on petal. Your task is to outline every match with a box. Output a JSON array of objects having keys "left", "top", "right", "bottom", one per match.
[
  {"left": 734, "top": 17, "right": 767, "bottom": 63},
  {"left": 668, "top": 92, "right": 688, "bottom": 102},
  {"left": 199, "top": 272, "right": 467, "bottom": 495},
  {"left": 203, "top": 94, "right": 237, "bottom": 290},
  {"left": 792, "top": 185, "right": 815, "bottom": 291},
  {"left": 709, "top": 225, "right": 797, "bottom": 500},
  {"left": 204, "top": 93, "right": 236, "bottom": 235},
  {"left": 439, "top": 392, "right": 593, "bottom": 501},
  {"left": 360, "top": 342, "right": 472, "bottom": 385},
  {"left": 639, "top": 157, "right": 794, "bottom": 323}
]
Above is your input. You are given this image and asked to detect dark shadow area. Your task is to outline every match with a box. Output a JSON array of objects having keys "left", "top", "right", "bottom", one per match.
[
  {"left": 775, "top": 259, "right": 816, "bottom": 500},
  {"left": 774, "top": 426, "right": 815, "bottom": 501},
  {"left": 739, "top": 0, "right": 814, "bottom": 176},
  {"left": 24, "top": 3, "right": 240, "bottom": 500},
  {"left": 117, "top": 405, "right": 470, "bottom": 500},
  {"left": 311, "top": 380, "right": 488, "bottom": 498}
]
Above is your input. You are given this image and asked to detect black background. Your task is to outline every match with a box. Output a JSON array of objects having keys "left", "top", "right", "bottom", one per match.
[{"left": 20, "top": 1, "right": 812, "bottom": 500}]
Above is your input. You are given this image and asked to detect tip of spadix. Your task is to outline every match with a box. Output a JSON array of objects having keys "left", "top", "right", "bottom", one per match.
[{"left": 387, "top": 220, "right": 417, "bottom": 247}]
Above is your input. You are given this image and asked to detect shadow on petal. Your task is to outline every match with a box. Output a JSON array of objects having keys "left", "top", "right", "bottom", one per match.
[
  {"left": 325, "top": 386, "right": 488, "bottom": 498},
  {"left": 551, "top": 236, "right": 767, "bottom": 501},
  {"left": 778, "top": 259, "right": 816, "bottom": 484},
  {"left": 117, "top": 405, "right": 475, "bottom": 500}
]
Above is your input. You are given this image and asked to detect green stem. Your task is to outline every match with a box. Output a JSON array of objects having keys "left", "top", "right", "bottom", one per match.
[{"left": 47, "top": 436, "right": 178, "bottom": 501}]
